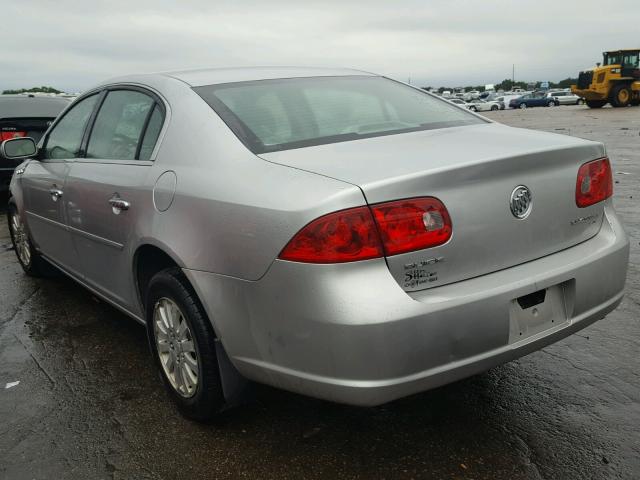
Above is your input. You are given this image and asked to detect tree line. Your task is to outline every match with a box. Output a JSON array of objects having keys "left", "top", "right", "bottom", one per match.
[
  {"left": 423, "top": 77, "right": 579, "bottom": 93},
  {"left": 2, "top": 86, "right": 63, "bottom": 94}
]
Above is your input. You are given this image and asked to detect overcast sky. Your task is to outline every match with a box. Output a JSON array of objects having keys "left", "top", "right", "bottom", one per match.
[{"left": 2, "top": 0, "right": 639, "bottom": 92}]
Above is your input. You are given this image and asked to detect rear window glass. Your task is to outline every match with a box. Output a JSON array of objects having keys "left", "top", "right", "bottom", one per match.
[{"left": 195, "top": 76, "right": 485, "bottom": 154}]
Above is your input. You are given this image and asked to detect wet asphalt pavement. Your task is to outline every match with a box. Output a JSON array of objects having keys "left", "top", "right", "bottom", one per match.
[{"left": 1, "top": 105, "right": 639, "bottom": 480}]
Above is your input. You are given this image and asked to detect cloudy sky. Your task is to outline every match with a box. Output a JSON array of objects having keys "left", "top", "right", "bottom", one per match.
[{"left": 2, "top": 0, "right": 639, "bottom": 92}]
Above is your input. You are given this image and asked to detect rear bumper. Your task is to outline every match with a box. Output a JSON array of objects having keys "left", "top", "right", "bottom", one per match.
[{"left": 185, "top": 203, "right": 629, "bottom": 406}]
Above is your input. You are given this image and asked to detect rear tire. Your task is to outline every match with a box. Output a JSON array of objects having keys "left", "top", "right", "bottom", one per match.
[
  {"left": 519, "top": 103, "right": 527, "bottom": 109},
  {"left": 586, "top": 99, "right": 607, "bottom": 109},
  {"left": 146, "top": 267, "right": 225, "bottom": 422},
  {"left": 491, "top": 105, "right": 498, "bottom": 111},
  {"left": 610, "top": 84, "right": 632, "bottom": 107},
  {"left": 7, "top": 204, "right": 49, "bottom": 277},
  {"left": 469, "top": 106, "right": 477, "bottom": 112},
  {"left": 576, "top": 98, "right": 585, "bottom": 105}
]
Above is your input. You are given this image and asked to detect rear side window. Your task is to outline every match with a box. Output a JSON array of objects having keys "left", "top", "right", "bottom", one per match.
[
  {"left": 87, "top": 90, "right": 160, "bottom": 160},
  {"left": 138, "top": 104, "right": 164, "bottom": 160},
  {"left": 45, "top": 94, "right": 98, "bottom": 159},
  {"left": 195, "top": 76, "right": 485, "bottom": 154}
]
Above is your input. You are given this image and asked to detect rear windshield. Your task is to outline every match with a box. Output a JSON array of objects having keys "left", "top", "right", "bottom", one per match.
[{"left": 194, "top": 76, "right": 485, "bottom": 153}]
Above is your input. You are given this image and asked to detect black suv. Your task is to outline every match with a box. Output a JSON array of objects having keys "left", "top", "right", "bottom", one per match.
[{"left": 1, "top": 95, "right": 71, "bottom": 192}]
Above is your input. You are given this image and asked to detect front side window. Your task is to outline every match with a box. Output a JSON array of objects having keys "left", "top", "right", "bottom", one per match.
[
  {"left": 87, "top": 90, "right": 157, "bottom": 160},
  {"left": 44, "top": 94, "right": 98, "bottom": 160},
  {"left": 195, "top": 76, "right": 485, "bottom": 154}
]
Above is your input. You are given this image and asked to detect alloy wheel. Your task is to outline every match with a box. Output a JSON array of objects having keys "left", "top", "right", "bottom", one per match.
[
  {"left": 10, "top": 211, "right": 31, "bottom": 267},
  {"left": 153, "top": 297, "right": 200, "bottom": 398}
]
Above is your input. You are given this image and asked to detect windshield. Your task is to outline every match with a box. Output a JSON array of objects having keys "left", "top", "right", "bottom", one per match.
[{"left": 195, "top": 76, "right": 485, "bottom": 154}]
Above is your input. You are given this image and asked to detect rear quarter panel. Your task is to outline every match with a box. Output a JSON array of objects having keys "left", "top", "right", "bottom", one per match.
[{"left": 126, "top": 76, "right": 365, "bottom": 281}]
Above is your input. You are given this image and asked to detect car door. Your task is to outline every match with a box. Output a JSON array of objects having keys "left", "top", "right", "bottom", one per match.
[
  {"left": 64, "top": 87, "right": 166, "bottom": 310},
  {"left": 20, "top": 93, "right": 100, "bottom": 275}
]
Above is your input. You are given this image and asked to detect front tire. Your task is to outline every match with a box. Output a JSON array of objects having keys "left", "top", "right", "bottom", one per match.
[
  {"left": 146, "top": 268, "right": 225, "bottom": 422},
  {"left": 469, "top": 106, "right": 477, "bottom": 112},
  {"left": 7, "top": 204, "right": 48, "bottom": 276},
  {"left": 611, "top": 84, "right": 631, "bottom": 107},
  {"left": 490, "top": 105, "right": 498, "bottom": 111},
  {"left": 547, "top": 100, "right": 555, "bottom": 107},
  {"left": 576, "top": 98, "right": 585, "bottom": 105},
  {"left": 519, "top": 103, "right": 527, "bottom": 109}
]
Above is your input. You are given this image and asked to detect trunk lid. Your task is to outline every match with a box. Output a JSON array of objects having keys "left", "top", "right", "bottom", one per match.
[{"left": 260, "top": 123, "right": 607, "bottom": 291}]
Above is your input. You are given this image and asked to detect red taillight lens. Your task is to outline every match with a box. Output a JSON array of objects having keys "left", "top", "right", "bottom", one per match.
[
  {"left": 575, "top": 158, "right": 613, "bottom": 208},
  {"left": 279, "top": 197, "right": 452, "bottom": 263},
  {"left": 371, "top": 197, "right": 452, "bottom": 256},
  {"left": 279, "top": 206, "right": 384, "bottom": 263},
  {"left": 0, "top": 131, "right": 27, "bottom": 141}
]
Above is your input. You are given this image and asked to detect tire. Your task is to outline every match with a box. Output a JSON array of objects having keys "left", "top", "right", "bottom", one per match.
[
  {"left": 146, "top": 267, "right": 225, "bottom": 422},
  {"left": 610, "top": 84, "right": 631, "bottom": 107},
  {"left": 586, "top": 99, "right": 607, "bottom": 109},
  {"left": 7, "top": 203, "right": 49, "bottom": 276},
  {"left": 519, "top": 103, "right": 527, "bottom": 109},
  {"left": 491, "top": 105, "right": 498, "bottom": 111},
  {"left": 547, "top": 100, "right": 555, "bottom": 107},
  {"left": 576, "top": 98, "right": 585, "bottom": 105},
  {"left": 469, "top": 106, "right": 477, "bottom": 112}
]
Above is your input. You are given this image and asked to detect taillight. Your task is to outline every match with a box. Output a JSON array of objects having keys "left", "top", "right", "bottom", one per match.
[
  {"left": 0, "top": 131, "right": 27, "bottom": 141},
  {"left": 575, "top": 158, "right": 613, "bottom": 208},
  {"left": 279, "top": 206, "right": 384, "bottom": 263},
  {"left": 371, "top": 197, "right": 452, "bottom": 256},
  {"left": 279, "top": 197, "right": 452, "bottom": 263}
]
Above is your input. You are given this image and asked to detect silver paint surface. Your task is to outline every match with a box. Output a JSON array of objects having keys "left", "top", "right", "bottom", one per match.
[{"left": 9, "top": 68, "right": 629, "bottom": 405}]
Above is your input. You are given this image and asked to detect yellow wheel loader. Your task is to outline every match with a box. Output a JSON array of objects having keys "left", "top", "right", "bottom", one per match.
[{"left": 572, "top": 49, "right": 640, "bottom": 108}]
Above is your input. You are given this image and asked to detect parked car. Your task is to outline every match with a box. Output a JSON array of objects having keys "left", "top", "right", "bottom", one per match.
[
  {"left": 494, "top": 96, "right": 506, "bottom": 110},
  {"left": 547, "top": 91, "right": 585, "bottom": 106},
  {"left": 0, "top": 95, "right": 70, "bottom": 192},
  {"left": 4, "top": 67, "right": 629, "bottom": 421},
  {"left": 463, "top": 90, "right": 481, "bottom": 101},
  {"left": 509, "top": 92, "right": 555, "bottom": 109},
  {"left": 466, "top": 99, "right": 500, "bottom": 112},
  {"left": 447, "top": 98, "right": 470, "bottom": 108}
]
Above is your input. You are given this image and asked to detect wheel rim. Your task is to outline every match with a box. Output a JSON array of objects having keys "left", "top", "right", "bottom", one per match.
[
  {"left": 520, "top": 103, "right": 527, "bottom": 109},
  {"left": 10, "top": 211, "right": 31, "bottom": 266},
  {"left": 618, "top": 89, "right": 630, "bottom": 103},
  {"left": 153, "top": 297, "right": 199, "bottom": 398}
]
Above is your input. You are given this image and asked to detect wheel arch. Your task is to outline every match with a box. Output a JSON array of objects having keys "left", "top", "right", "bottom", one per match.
[{"left": 133, "top": 242, "right": 186, "bottom": 316}]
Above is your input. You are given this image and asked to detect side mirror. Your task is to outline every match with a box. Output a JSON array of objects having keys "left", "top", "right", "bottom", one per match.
[{"left": 1, "top": 137, "right": 37, "bottom": 160}]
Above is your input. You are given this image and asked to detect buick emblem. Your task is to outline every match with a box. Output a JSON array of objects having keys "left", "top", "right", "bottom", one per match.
[{"left": 510, "top": 185, "right": 532, "bottom": 219}]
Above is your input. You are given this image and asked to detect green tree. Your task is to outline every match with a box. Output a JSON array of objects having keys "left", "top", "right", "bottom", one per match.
[{"left": 2, "top": 86, "right": 63, "bottom": 94}]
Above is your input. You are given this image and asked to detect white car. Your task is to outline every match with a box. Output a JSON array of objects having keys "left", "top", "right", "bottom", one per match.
[
  {"left": 547, "top": 91, "right": 585, "bottom": 106},
  {"left": 466, "top": 99, "right": 500, "bottom": 112},
  {"left": 447, "top": 98, "right": 470, "bottom": 108}
]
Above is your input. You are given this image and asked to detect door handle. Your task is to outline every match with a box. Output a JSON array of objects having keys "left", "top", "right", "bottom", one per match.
[
  {"left": 109, "top": 196, "right": 130, "bottom": 214},
  {"left": 49, "top": 188, "right": 63, "bottom": 202}
]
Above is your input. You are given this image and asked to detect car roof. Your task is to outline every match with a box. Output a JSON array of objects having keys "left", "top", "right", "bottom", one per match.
[
  {"left": 0, "top": 95, "right": 71, "bottom": 120},
  {"left": 160, "top": 66, "right": 377, "bottom": 87}
]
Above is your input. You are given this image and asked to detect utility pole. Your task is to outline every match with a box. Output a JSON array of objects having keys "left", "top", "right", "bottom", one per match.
[{"left": 512, "top": 64, "right": 515, "bottom": 84}]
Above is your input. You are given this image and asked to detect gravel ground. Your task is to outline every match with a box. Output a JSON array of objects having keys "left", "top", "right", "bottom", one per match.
[{"left": 0, "top": 104, "right": 638, "bottom": 480}]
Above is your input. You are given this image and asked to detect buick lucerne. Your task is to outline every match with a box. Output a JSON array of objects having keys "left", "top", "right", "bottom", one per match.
[{"left": 3, "top": 68, "right": 629, "bottom": 421}]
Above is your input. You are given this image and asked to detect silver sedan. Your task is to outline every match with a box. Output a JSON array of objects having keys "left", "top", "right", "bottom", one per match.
[{"left": 3, "top": 68, "right": 629, "bottom": 421}]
